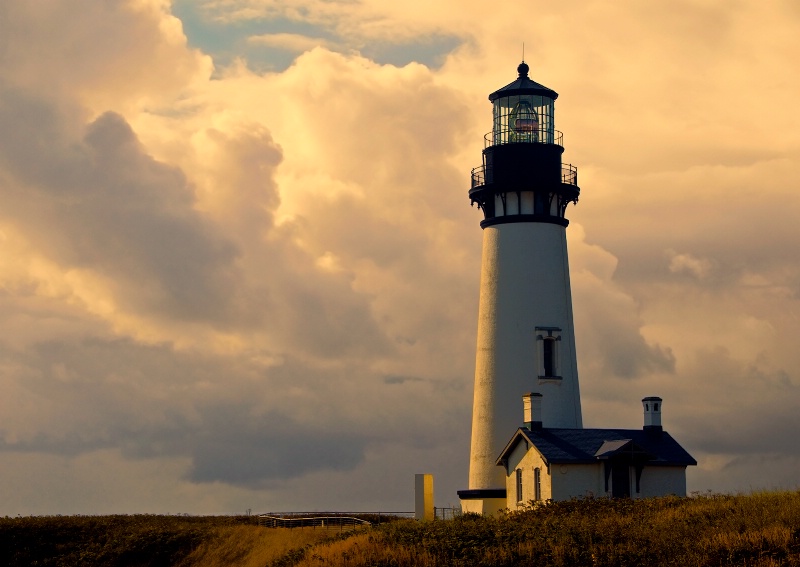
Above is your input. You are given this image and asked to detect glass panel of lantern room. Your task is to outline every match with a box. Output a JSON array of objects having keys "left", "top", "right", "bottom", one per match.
[
  {"left": 539, "top": 97, "right": 555, "bottom": 144},
  {"left": 492, "top": 97, "right": 510, "bottom": 145},
  {"left": 493, "top": 96, "right": 520, "bottom": 144},
  {"left": 493, "top": 95, "right": 555, "bottom": 145}
]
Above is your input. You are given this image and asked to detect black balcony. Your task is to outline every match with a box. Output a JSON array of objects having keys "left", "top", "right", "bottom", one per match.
[{"left": 471, "top": 163, "right": 578, "bottom": 190}]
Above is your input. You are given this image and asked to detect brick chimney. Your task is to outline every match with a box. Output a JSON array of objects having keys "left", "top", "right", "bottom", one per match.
[{"left": 522, "top": 392, "right": 543, "bottom": 430}]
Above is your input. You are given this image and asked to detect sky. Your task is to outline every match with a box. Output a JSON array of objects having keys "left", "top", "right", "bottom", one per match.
[{"left": 0, "top": 0, "right": 799, "bottom": 515}]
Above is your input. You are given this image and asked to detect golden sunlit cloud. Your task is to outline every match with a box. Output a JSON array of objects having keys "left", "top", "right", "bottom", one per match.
[{"left": 0, "top": 0, "right": 798, "bottom": 514}]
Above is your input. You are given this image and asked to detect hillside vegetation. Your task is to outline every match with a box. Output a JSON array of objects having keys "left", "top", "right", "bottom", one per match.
[
  {"left": 298, "top": 492, "right": 800, "bottom": 567},
  {"left": 0, "top": 515, "right": 332, "bottom": 567},
  {"left": 2, "top": 492, "right": 800, "bottom": 566}
]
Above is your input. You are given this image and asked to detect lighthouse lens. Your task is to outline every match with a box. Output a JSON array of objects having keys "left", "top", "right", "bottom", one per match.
[
  {"left": 493, "top": 95, "right": 554, "bottom": 145},
  {"left": 510, "top": 100, "right": 538, "bottom": 142},
  {"left": 512, "top": 101, "right": 537, "bottom": 133}
]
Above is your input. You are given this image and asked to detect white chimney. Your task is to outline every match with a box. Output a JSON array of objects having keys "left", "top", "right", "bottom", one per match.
[
  {"left": 642, "top": 396, "right": 663, "bottom": 431},
  {"left": 522, "top": 392, "right": 543, "bottom": 430}
]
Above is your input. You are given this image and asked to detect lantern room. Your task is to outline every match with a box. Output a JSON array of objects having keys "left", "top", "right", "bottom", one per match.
[
  {"left": 489, "top": 61, "right": 557, "bottom": 146},
  {"left": 469, "top": 61, "right": 579, "bottom": 228}
]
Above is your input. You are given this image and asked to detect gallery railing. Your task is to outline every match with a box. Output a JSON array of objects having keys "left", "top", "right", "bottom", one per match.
[
  {"left": 485, "top": 128, "right": 564, "bottom": 148},
  {"left": 471, "top": 163, "right": 578, "bottom": 189}
]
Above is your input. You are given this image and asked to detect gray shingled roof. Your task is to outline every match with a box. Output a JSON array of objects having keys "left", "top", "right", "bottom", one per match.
[{"left": 497, "top": 427, "right": 697, "bottom": 467}]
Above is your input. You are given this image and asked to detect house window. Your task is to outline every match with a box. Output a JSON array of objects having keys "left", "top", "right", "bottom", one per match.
[
  {"left": 534, "top": 467, "right": 542, "bottom": 501},
  {"left": 515, "top": 469, "right": 523, "bottom": 503},
  {"left": 536, "top": 328, "right": 562, "bottom": 378}
]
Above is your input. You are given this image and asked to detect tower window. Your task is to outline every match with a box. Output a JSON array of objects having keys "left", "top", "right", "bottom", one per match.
[
  {"left": 515, "top": 469, "right": 523, "bottom": 503},
  {"left": 543, "top": 338, "right": 555, "bottom": 376},
  {"left": 536, "top": 327, "right": 562, "bottom": 379}
]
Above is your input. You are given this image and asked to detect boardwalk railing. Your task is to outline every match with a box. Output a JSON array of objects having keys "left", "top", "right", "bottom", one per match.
[
  {"left": 258, "top": 511, "right": 414, "bottom": 531},
  {"left": 258, "top": 515, "right": 369, "bottom": 531}
]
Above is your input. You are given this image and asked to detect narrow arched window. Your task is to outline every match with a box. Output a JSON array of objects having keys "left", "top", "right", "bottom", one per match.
[
  {"left": 536, "top": 327, "right": 562, "bottom": 379},
  {"left": 534, "top": 467, "right": 542, "bottom": 501},
  {"left": 543, "top": 338, "right": 555, "bottom": 377},
  {"left": 515, "top": 469, "right": 523, "bottom": 503}
]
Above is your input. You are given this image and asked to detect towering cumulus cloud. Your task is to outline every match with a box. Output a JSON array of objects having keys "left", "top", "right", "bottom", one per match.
[{"left": 0, "top": 0, "right": 798, "bottom": 513}]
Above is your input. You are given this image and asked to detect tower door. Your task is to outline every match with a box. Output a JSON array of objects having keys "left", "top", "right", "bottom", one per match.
[{"left": 611, "top": 463, "right": 630, "bottom": 498}]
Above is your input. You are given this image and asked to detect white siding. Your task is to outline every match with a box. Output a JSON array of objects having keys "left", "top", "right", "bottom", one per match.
[
  {"left": 504, "top": 444, "right": 691, "bottom": 505},
  {"left": 550, "top": 463, "right": 605, "bottom": 501},
  {"left": 637, "top": 466, "right": 688, "bottom": 498}
]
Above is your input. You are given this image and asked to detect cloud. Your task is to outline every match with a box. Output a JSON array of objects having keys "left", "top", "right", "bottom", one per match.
[
  {"left": 248, "top": 33, "right": 333, "bottom": 52},
  {"left": 0, "top": 332, "right": 468, "bottom": 495},
  {"left": 0, "top": 0, "right": 212, "bottom": 112},
  {"left": 0, "top": 0, "right": 799, "bottom": 515},
  {"left": 190, "top": 0, "right": 474, "bottom": 65},
  {"left": 0, "top": 96, "right": 241, "bottom": 324},
  {"left": 668, "top": 250, "right": 713, "bottom": 280},
  {"left": 670, "top": 345, "right": 800, "bottom": 493},
  {"left": 185, "top": 407, "right": 370, "bottom": 486},
  {"left": 570, "top": 225, "right": 676, "bottom": 383}
]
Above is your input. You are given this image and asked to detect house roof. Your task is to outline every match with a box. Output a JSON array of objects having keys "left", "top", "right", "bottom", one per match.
[{"left": 496, "top": 427, "right": 697, "bottom": 467}]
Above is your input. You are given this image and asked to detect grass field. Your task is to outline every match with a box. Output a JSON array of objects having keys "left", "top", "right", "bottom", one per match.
[
  {"left": 2, "top": 492, "right": 800, "bottom": 566},
  {"left": 295, "top": 491, "right": 800, "bottom": 567},
  {"left": 0, "top": 515, "right": 336, "bottom": 567},
  {"left": 175, "top": 524, "right": 335, "bottom": 567}
]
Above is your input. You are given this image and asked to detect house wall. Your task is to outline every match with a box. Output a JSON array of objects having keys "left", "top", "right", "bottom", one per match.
[
  {"left": 636, "top": 466, "right": 687, "bottom": 498},
  {"left": 504, "top": 438, "right": 553, "bottom": 509},
  {"left": 550, "top": 463, "right": 605, "bottom": 500},
  {"left": 504, "top": 443, "right": 690, "bottom": 506},
  {"left": 549, "top": 463, "right": 687, "bottom": 500}
]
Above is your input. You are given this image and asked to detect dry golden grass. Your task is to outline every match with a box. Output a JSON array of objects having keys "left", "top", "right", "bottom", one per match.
[
  {"left": 176, "top": 525, "right": 335, "bottom": 567},
  {"left": 3, "top": 493, "right": 799, "bottom": 566},
  {"left": 292, "top": 532, "right": 437, "bottom": 567},
  {"left": 284, "top": 493, "right": 800, "bottom": 567}
]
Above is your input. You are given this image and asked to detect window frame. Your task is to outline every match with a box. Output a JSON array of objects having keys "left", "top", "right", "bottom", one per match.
[{"left": 535, "top": 327, "right": 562, "bottom": 380}]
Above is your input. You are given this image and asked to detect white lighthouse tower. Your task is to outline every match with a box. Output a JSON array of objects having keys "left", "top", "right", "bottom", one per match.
[{"left": 458, "top": 62, "right": 583, "bottom": 514}]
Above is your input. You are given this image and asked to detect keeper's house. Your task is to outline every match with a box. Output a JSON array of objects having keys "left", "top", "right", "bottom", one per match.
[{"left": 496, "top": 393, "right": 696, "bottom": 506}]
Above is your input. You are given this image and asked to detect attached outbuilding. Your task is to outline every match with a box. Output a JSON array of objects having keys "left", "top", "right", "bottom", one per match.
[{"left": 496, "top": 394, "right": 697, "bottom": 506}]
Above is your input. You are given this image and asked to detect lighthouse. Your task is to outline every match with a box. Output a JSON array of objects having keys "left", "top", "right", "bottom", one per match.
[{"left": 458, "top": 62, "right": 583, "bottom": 514}]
